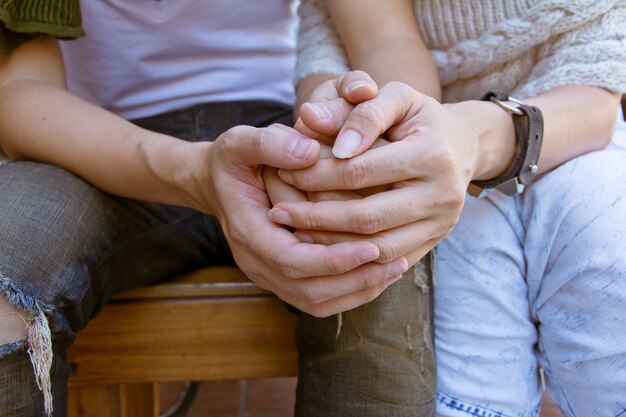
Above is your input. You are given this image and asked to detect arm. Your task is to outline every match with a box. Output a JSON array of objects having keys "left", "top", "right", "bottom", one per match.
[
  {"left": 0, "top": 39, "right": 408, "bottom": 317},
  {"left": 306, "top": 0, "right": 621, "bottom": 168},
  {"left": 0, "top": 38, "right": 211, "bottom": 209},
  {"left": 271, "top": 83, "right": 619, "bottom": 266},
  {"left": 326, "top": 0, "right": 440, "bottom": 100},
  {"left": 272, "top": 2, "right": 623, "bottom": 268},
  {"left": 295, "top": 0, "right": 439, "bottom": 114}
]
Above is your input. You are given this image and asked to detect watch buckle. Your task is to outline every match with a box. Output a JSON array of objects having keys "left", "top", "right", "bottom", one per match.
[{"left": 495, "top": 177, "right": 525, "bottom": 196}]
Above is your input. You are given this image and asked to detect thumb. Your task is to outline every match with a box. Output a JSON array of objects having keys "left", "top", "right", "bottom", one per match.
[
  {"left": 219, "top": 124, "right": 320, "bottom": 169},
  {"left": 297, "top": 71, "right": 378, "bottom": 141},
  {"left": 332, "top": 82, "right": 419, "bottom": 159},
  {"left": 335, "top": 70, "right": 379, "bottom": 104}
]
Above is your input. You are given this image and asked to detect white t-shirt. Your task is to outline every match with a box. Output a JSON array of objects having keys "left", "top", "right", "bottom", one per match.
[{"left": 60, "top": 0, "right": 297, "bottom": 120}]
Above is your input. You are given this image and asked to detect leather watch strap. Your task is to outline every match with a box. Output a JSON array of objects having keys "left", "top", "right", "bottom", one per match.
[{"left": 470, "top": 91, "right": 544, "bottom": 196}]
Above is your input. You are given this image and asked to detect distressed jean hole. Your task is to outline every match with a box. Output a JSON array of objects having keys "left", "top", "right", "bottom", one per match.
[
  {"left": 1, "top": 279, "right": 54, "bottom": 416},
  {"left": 0, "top": 296, "right": 29, "bottom": 345}
]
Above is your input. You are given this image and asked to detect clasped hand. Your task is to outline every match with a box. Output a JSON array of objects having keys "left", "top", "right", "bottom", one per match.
[
  {"left": 266, "top": 71, "right": 482, "bottom": 271},
  {"left": 207, "top": 71, "right": 481, "bottom": 317}
]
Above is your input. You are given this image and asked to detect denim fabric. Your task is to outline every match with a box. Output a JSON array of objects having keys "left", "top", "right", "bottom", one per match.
[
  {"left": 0, "top": 348, "right": 45, "bottom": 416},
  {"left": 0, "top": 100, "right": 436, "bottom": 417},
  {"left": 0, "top": 101, "right": 286, "bottom": 416},
  {"left": 296, "top": 257, "right": 436, "bottom": 417},
  {"left": 434, "top": 113, "right": 626, "bottom": 417}
]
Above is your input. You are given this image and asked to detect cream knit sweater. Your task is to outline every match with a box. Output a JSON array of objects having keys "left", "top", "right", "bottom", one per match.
[{"left": 296, "top": 0, "right": 626, "bottom": 103}]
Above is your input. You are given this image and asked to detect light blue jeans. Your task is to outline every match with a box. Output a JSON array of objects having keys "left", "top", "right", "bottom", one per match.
[{"left": 434, "top": 111, "right": 626, "bottom": 417}]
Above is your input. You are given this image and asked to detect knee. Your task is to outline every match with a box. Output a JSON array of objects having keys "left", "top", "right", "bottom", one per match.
[
  {"left": 529, "top": 147, "right": 626, "bottom": 207},
  {"left": 0, "top": 295, "right": 28, "bottom": 346},
  {"left": 523, "top": 148, "right": 626, "bottom": 239}
]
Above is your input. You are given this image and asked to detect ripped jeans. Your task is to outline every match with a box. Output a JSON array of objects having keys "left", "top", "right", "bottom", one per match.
[{"left": 0, "top": 100, "right": 435, "bottom": 417}]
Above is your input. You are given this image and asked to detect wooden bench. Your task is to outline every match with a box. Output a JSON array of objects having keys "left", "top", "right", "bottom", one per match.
[{"left": 67, "top": 267, "right": 298, "bottom": 417}]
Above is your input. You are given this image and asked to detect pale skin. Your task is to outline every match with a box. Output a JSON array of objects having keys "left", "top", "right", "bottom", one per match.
[
  {"left": 266, "top": 0, "right": 621, "bottom": 268},
  {"left": 0, "top": 38, "right": 410, "bottom": 346}
]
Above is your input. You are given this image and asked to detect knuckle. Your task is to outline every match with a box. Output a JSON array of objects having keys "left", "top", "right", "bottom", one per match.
[
  {"left": 292, "top": 171, "right": 314, "bottom": 191},
  {"left": 358, "top": 271, "right": 381, "bottom": 291},
  {"left": 225, "top": 124, "right": 249, "bottom": 137},
  {"left": 275, "top": 255, "right": 302, "bottom": 279},
  {"left": 221, "top": 125, "right": 251, "bottom": 151},
  {"left": 226, "top": 224, "right": 247, "bottom": 246},
  {"left": 375, "top": 237, "right": 398, "bottom": 263},
  {"left": 308, "top": 304, "right": 332, "bottom": 318},
  {"left": 339, "top": 70, "right": 369, "bottom": 88},
  {"left": 385, "top": 80, "right": 408, "bottom": 92},
  {"left": 343, "top": 159, "right": 374, "bottom": 189},
  {"left": 300, "top": 284, "right": 325, "bottom": 305},
  {"left": 385, "top": 81, "right": 417, "bottom": 98},
  {"left": 309, "top": 191, "right": 334, "bottom": 202},
  {"left": 251, "top": 127, "right": 270, "bottom": 157},
  {"left": 322, "top": 253, "right": 346, "bottom": 276},
  {"left": 355, "top": 100, "right": 386, "bottom": 129},
  {"left": 361, "top": 286, "right": 382, "bottom": 306},
  {"left": 349, "top": 206, "right": 384, "bottom": 234},
  {"left": 328, "top": 98, "right": 352, "bottom": 121},
  {"left": 438, "top": 182, "right": 466, "bottom": 209},
  {"left": 435, "top": 214, "right": 458, "bottom": 238},
  {"left": 430, "top": 147, "right": 456, "bottom": 171},
  {"left": 302, "top": 210, "right": 323, "bottom": 230}
]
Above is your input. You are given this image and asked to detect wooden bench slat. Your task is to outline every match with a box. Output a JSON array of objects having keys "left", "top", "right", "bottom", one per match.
[
  {"left": 68, "top": 295, "right": 298, "bottom": 385},
  {"left": 113, "top": 267, "right": 270, "bottom": 300}
]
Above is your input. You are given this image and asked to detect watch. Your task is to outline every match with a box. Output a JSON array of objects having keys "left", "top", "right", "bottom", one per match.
[{"left": 469, "top": 91, "right": 544, "bottom": 197}]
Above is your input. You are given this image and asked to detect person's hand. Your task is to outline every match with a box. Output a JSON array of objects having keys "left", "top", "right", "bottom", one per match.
[
  {"left": 264, "top": 69, "right": 387, "bottom": 234},
  {"left": 193, "top": 123, "right": 408, "bottom": 317},
  {"left": 292, "top": 70, "right": 378, "bottom": 147},
  {"left": 269, "top": 82, "right": 485, "bottom": 266},
  {"left": 265, "top": 69, "right": 388, "bottom": 208}
]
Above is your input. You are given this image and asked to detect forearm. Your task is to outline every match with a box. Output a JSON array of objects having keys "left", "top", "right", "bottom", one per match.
[
  {"left": 327, "top": 0, "right": 441, "bottom": 100},
  {"left": 0, "top": 79, "right": 209, "bottom": 211},
  {"left": 456, "top": 85, "right": 621, "bottom": 181},
  {"left": 295, "top": 0, "right": 441, "bottom": 116},
  {"left": 345, "top": 36, "right": 441, "bottom": 101}
]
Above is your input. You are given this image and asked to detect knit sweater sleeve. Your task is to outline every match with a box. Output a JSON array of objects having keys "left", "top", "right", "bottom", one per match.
[
  {"left": 517, "top": 1, "right": 626, "bottom": 98},
  {"left": 295, "top": 0, "right": 350, "bottom": 85},
  {"left": 0, "top": 0, "right": 84, "bottom": 55}
]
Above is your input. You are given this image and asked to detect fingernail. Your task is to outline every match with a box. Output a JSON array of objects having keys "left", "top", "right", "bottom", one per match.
[
  {"left": 346, "top": 81, "right": 369, "bottom": 93},
  {"left": 277, "top": 169, "right": 294, "bottom": 185},
  {"left": 295, "top": 232, "right": 315, "bottom": 243},
  {"left": 307, "top": 102, "right": 333, "bottom": 120},
  {"left": 333, "top": 129, "right": 362, "bottom": 159},
  {"left": 357, "top": 247, "right": 379, "bottom": 264},
  {"left": 268, "top": 208, "right": 294, "bottom": 226},
  {"left": 289, "top": 137, "right": 315, "bottom": 160},
  {"left": 385, "top": 260, "right": 408, "bottom": 279}
]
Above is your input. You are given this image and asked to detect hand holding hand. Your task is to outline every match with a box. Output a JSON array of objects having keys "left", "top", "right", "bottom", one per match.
[
  {"left": 270, "top": 81, "right": 484, "bottom": 266},
  {"left": 197, "top": 121, "right": 408, "bottom": 317}
]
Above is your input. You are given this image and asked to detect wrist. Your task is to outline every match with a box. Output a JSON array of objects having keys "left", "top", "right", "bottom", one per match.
[
  {"left": 173, "top": 141, "right": 217, "bottom": 213},
  {"left": 463, "top": 100, "right": 517, "bottom": 181},
  {"left": 136, "top": 131, "right": 215, "bottom": 212}
]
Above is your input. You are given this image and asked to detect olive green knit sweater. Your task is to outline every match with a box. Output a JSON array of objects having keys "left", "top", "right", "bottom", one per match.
[{"left": 0, "top": 0, "right": 83, "bottom": 55}]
